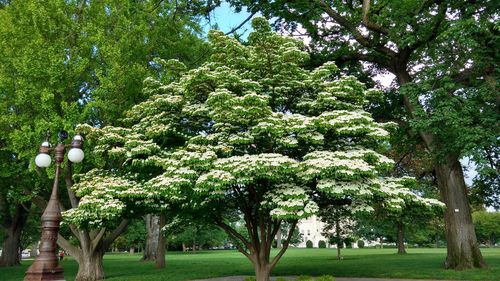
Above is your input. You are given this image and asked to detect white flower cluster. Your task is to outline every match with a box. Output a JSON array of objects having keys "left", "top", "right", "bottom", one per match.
[
  {"left": 300, "top": 150, "right": 376, "bottom": 180},
  {"left": 214, "top": 153, "right": 299, "bottom": 183},
  {"left": 195, "top": 170, "right": 235, "bottom": 197},
  {"left": 263, "top": 184, "right": 319, "bottom": 219},
  {"left": 64, "top": 170, "right": 142, "bottom": 228}
]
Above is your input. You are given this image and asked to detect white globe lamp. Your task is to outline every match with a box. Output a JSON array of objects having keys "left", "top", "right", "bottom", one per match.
[
  {"left": 35, "top": 153, "right": 52, "bottom": 168},
  {"left": 35, "top": 141, "right": 52, "bottom": 168},
  {"left": 68, "top": 135, "right": 84, "bottom": 163},
  {"left": 68, "top": 148, "right": 84, "bottom": 163}
]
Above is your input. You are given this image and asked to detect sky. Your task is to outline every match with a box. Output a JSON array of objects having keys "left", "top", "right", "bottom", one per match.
[{"left": 202, "top": 2, "right": 255, "bottom": 39}]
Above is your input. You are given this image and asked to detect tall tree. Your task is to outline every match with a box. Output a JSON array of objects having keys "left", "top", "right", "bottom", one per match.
[
  {"left": 71, "top": 18, "right": 443, "bottom": 281},
  {"left": 0, "top": 0, "right": 208, "bottom": 278},
  {"left": 227, "top": 0, "right": 498, "bottom": 269}
]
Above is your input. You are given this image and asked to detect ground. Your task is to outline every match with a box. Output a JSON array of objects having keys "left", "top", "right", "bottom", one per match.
[{"left": 1, "top": 248, "right": 499, "bottom": 281}]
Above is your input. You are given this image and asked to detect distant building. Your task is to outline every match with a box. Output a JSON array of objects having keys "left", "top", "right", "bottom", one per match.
[
  {"left": 295, "top": 215, "right": 374, "bottom": 248},
  {"left": 296, "top": 215, "right": 332, "bottom": 248}
]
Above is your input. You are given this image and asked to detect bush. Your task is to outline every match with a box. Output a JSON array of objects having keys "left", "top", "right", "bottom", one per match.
[
  {"left": 357, "top": 240, "right": 365, "bottom": 248},
  {"left": 318, "top": 240, "right": 327, "bottom": 248},
  {"left": 276, "top": 278, "right": 289, "bottom": 281},
  {"left": 316, "top": 276, "right": 336, "bottom": 281},
  {"left": 296, "top": 276, "right": 335, "bottom": 281},
  {"left": 244, "top": 277, "right": 256, "bottom": 281},
  {"left": 306, "top": 240, "right": 313, "bottom": 248}
]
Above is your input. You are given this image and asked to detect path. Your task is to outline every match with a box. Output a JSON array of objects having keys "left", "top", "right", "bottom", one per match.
[{"left": 191, "top": 276, "right": 462, "bottom": 281}]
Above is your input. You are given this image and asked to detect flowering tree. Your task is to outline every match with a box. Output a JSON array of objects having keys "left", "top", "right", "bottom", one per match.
[{"left": 68, "top": 18, "right": 443, "bottom": 281}]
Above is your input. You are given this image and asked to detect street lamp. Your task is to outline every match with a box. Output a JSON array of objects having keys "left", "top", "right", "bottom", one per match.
[{"left": 25, "top": 131, "right": 84, "bottom": 281}]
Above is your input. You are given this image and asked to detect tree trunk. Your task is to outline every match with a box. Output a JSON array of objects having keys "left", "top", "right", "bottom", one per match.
[
  {"left": 436, "top": 155, "right": 487, "bottom": 269},
  {"left": 276, "top": 228, "right": 282, "bottom": 248},
  {"left": 379, "top": 237, "right": 383, "bottom": 249},
  {"left": 335, "top": 219, "right": 342, "bottom": 260},
  {"left": 129, "top": 247, "right": 135, "bottom": 254},
  {"left": 396, "top": 69, "right": 486, "bottom": 269},
  {"left": 0, "top": 204, "right": 29, "bottom": 267},
  {"left": 254, "top": 261, "right": 271, "bottom": 281},
  {"left": 155, "top": 214, "right": 166, "bottom": 269},
  {"left": 30, "top": 242, "right": 38, "bottom": 258},
  {"left": 142, "top": 214, "right": 160, "bottom": 261},
  {"left": 397, "top": 220, "right": 406, "bottom": 254},
  {"left": 0, "top": 226, "right": 22, "bottom": 266},
  {"left": 74, "top": 250, "right": 105, "bottom": 281},
  {"left": 182, "top": 243, "right": 186, "bottom": 252}
]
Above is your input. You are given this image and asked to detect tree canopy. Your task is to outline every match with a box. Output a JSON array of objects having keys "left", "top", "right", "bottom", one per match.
[{"left": 70, "top": 18, "right": 443, "bottom": 281}]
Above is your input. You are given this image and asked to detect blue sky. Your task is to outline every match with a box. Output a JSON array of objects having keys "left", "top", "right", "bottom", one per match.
[{"left": 202, "top": 2, "right": 255, "bottom": 39}]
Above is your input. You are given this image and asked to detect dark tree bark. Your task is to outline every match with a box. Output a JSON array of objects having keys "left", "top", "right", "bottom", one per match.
[
  {"left": 436, "top": 155, "right": 487, "bottom": 269},
  {"left": 155, "top": 214, "right": 166, "bottom": 269},
  {"left": 75, "top": 248, "right": 105, "bottom": 281},
  {"left": 275, "top": 228, "right": 282, "bottom": 248},
  {"left": 396, "top": 220, "right": 406, "bottom": 255},
  {"left": 335, "top": 219, "right": 342, "bottom": 260},
  {"left": 0, "top": 203, "right": 29, "bottom": 267},
  {"left": 142, "top": 214, "right": 160, "bottom": 261},
  {"left": 216, "top": 212, "right": 297, "bottom": 281}
]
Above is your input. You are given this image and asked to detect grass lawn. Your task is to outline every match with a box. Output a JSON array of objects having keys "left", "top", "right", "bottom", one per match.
[{"left": 1, "top": 248, "right": 499, "bottom": 281}]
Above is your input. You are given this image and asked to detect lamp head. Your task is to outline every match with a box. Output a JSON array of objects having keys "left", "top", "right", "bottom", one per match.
[{"left": 68, "top": 134, "right": 84, "bottom": 163}]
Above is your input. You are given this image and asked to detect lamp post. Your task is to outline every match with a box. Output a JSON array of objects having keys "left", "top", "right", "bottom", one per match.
[{"left": 25, "top": 131, "right": 84, "bottom": 281}]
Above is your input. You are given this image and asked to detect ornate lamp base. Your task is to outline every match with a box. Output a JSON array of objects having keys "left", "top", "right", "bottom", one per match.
[{"left": 24, "top": 264, "right": 65, "bottom": 281}]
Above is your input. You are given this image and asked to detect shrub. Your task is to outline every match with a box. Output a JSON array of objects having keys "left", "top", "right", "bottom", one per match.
[
  {"left": 306, "top": 240, "right": 313, "bottom": 248},
  {"left": 357, "top": 240, "right": 365, "bottom": 248},
  {"left": 318, "top": 240, "right": 327, "bottom": 248},
  {"left": 297, "top": 276, "right": 313, "bottom": 281},
  {"left": 316, "top": 276, "right": 336, "bottom": 281},
  {"left": 276, "top": 278, "right": 289, "bottom": 281},
  {"left": 345, "top": 237, "right": 354, "bottom": 248},
  {"left": 244, "top": 277, "right": 256, "bottom": 281}
]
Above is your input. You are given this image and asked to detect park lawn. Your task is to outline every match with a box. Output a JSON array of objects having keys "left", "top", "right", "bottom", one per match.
[{"left": 1, "top": 248, "right": 499, "bottom": 281}]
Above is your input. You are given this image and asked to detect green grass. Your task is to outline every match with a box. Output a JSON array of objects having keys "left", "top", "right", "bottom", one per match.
[{"left": 1, "top": 248, "right": 499, "bottom": 281}]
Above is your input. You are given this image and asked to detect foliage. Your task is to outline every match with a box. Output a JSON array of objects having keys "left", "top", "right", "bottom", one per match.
[
  {"left": 318, "top": 240, "right": 326, "bottom": 248},
  {"left": 306, "top": 240, "right": 313, "bottom": 249},
  {"left": 170, "top": 223, "right": 228, "bottom": 250},
  {"left": 473, "top": 211, "right": 500, "bottom": 247},
  {"left": 121, "top": 219, "right": 148, "bottom": 251},
  {"left": 357, "top": 240, "right": 365, "bottom": 248}
]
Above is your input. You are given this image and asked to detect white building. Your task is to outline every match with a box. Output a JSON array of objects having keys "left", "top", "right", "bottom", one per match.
[
  {"left": 296, "top": 215, "right": 330, "bottom": 248},
  {"left": 295, "top": 215, "right": 370, "bottom": 248}
]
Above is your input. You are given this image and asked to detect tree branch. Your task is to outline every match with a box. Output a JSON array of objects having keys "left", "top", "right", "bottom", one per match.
[
  {"left": 91, "top": 228, "right": 107, "bottom": 252},
  {"left": 64, "top": 162, "right": 79, "bottom": 208},
  {"left": 315, "top": 0, "right": 396, "bottom": 58},
  {"left": 215, "top": 220, "right": 252, "bottom": 259},
  {"left": 361, "top": 0, "right": 389, "bottom": 35},
  {"left": 215, "top": 219, "right": 252, "bottom": 249},
  {"left": 57, "top": 233, "right": 81, "bottom": 261},
  {"left": 270, "top": 220, "right": 297, "bottom": 270},
  {"left": 408, "top": 2, "right": 446, "bottom": 52},
  {"left": 102, "top": 219, "right": 129, "bottom": 249},
  {"left": 225, "top": 11, "right": 257, "bottom": 35}
]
